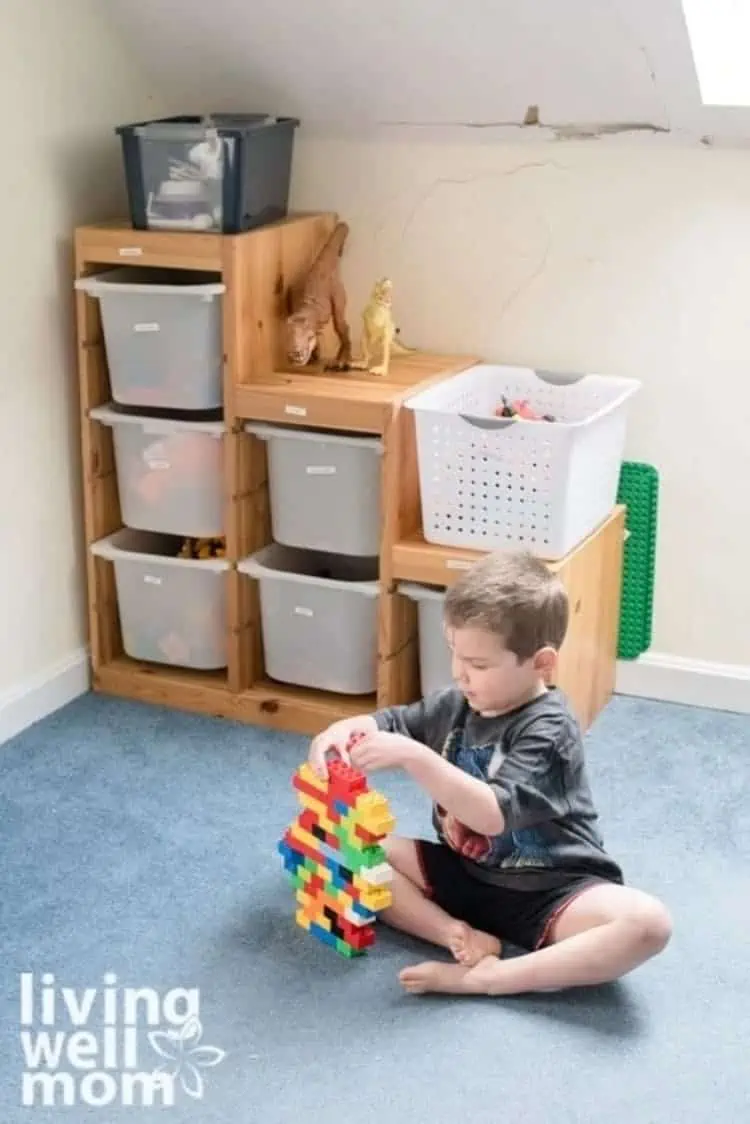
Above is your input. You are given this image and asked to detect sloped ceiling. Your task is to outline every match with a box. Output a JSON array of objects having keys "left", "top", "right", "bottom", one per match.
[{"left": 107, "top": 0, "right": 750, "bottom": 144}]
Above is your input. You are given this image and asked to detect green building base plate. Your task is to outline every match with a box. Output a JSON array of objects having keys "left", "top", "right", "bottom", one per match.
[{"left": 616, "top": 461, "right": 659, "bottom": 660}]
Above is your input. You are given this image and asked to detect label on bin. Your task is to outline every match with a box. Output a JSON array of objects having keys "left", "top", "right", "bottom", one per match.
[
  {"left": 118, "top": 247, "right": 143, "bottom": 257},
  {"left": 134, "top": 322, "right": 160, "bottom": 333},
  {"left": 284, "top": 405, "right": 307, "bottom": 417},
  {"left": 143, "top": 575, "right": 162, "bottom": 585},
  {"left": 305, "top": 465, "right": 336, "bottom": 475},
  {"left": 294, "top": 606, "right": 314, "bottom": 617},
  {"left": 445, "top": 559, "right": 471, "bottom": 571}
]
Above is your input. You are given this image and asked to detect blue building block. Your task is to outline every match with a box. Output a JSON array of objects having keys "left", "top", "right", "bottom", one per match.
[{"left": 309, "top": 922, "right": 338, "bottom": 950}]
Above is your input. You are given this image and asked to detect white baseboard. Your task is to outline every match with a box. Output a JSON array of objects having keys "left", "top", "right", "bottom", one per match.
[
  {"left": 1, "top": 647, "right": 745, "bottom": 743},
  {"left": 0, "top": 648, "right": 91, "bottom": 746},
  {"left": 615, "top": 652, "right": 750, "bottom": 715}
]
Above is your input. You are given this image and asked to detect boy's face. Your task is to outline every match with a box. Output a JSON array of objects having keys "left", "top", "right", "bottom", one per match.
[{"left": 444, "top": 623, "right": 553, "bottom": 716}]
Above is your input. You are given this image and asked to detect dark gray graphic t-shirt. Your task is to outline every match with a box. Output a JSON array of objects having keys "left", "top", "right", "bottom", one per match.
[{"left": 374, "top": 686, "right": 624, "bottom": 891}]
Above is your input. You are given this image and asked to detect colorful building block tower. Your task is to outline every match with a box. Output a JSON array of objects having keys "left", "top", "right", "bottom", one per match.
[{"left": 278, "top": 746, "right": 395, "bottom": 958}]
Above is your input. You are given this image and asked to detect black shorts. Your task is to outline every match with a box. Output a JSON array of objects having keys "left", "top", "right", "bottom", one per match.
[{"left": 417, "top": 839, "right": 604, "bottom": 951}]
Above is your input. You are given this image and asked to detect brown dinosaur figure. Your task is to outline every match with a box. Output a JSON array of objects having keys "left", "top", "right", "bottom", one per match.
[{"left": 284, "top": 221, "right": 352, "bottom": 370}]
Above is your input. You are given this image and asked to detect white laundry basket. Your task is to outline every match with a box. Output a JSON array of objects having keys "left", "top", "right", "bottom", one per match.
[
  {"left": 75, "top": 267, "right": 225, "bottom": 411},
  {"left": 238, "top": 544, "right": 380, "bottom": 694},
  {"left": 91, "top": 528, "right": 229, "bottom": 669},
  {"left": 397, "top": 583, "right": 453, "bottom": 697},
  {"left": 90, "top": 405, "right": 225, "bottom": 537},
  {"left": 404, "top": 364, "right": 640, "bottom": 559},
  {"left": 245, "top": 423, "right": 383, "bottom": 557}
]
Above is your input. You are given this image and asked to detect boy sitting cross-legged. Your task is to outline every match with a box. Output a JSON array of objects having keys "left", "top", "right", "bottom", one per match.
[{"left": 307, "top": 550, "right": 672, "bottom": 996}]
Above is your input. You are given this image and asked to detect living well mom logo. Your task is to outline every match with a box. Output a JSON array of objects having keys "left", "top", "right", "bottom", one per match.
[{"left": 19, "top": 972, "right": 226, "bottom": 1108}]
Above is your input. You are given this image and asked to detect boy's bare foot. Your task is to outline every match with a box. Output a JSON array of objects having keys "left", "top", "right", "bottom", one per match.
[
  {"left": 447, "top": 920, "right": 502, "bottom": 966},
  {"left": 400, "top": 955, "right": 501, "bottom": 995}
]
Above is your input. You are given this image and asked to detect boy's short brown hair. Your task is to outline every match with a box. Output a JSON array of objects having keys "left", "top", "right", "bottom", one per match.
[{"left": 443, "top": 550, "right": 569, "bottom": 661}]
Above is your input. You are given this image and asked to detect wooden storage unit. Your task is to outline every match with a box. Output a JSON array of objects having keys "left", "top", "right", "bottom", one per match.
[{"left": 74, "top": 211, "right": 625, "bottom": 738}]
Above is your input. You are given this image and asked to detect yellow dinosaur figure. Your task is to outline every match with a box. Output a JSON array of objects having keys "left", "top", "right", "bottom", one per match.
[{"left": 353, "top": 277, "right": 414, "bottom": 377}]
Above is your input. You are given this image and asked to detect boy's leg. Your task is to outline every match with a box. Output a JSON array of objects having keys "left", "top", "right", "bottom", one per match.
[
  {"left": 382, "top": 836, "right": 502, "bottom": 966},
  {"left": 399, "top": 882, "right": 672, "bottom": 995}
]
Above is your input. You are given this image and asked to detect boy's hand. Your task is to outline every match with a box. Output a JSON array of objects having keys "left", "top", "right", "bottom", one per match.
[
  {"left": 442, "top": 813, "right": 491, "bottom": 861},
  {"left": 308, "top": 715, "right": 378, "bottom": 778},
  {"left": 349, "top": 730, "right": 426, "bottom": 773}
]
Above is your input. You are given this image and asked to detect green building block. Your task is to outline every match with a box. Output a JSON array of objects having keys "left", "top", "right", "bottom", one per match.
[
  {"left": 616, "top": 461, "right": 659, "bottom": 660},
  {"left": 335, "top": 940, "right": 362, "bottom": 959}
]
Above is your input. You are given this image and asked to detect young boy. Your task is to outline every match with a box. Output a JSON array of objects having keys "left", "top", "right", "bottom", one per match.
[{"left": 308, "top": 550, "right": 672, "bottom": 997}]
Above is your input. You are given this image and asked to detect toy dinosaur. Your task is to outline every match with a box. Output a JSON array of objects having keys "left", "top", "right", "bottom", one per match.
[
  {"left": 352, "top": 277, "right": 414, "bottom": 377},
  {"left": 284, "top": 221, "right": 352, "bottom": 371}
]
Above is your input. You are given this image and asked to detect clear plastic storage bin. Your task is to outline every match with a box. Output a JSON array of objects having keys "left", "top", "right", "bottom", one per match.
[
  {"left": 397, "top": 583, "right": 453, "bottom": 698},
  {"left": 404, "top": 364, "right": 640, "bottom": 559},
  {"left": 75, "top": 268, "right": 225, "bottom": 411},
  {"left": 91, "top": 528, "right": 229, "bottom": 670},
  {"left": 90, "top": 406, "right": 225, "bottom": 537},
  {"left": 245, "top": 423, "right": 383, "bottom": 557},
  {"left": 115, "top": 113, "right": 299, "bottom": 233},
  {"left": 238, "top": 544, "right": 380, "bottom": 695}
]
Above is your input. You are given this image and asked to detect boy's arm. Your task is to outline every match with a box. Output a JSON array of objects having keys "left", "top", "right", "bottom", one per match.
[
  {"left": 372, "top": 687, "right": 457, "bottom": 747},
  {"left": 373, "top": 700, "right": 429, "bottom": 742},
  {"left": 403, "top": 750, "right": 505, "bottom": 835},
  {"left": 402, "top": 714, "right": 572, "bottom": 837}
]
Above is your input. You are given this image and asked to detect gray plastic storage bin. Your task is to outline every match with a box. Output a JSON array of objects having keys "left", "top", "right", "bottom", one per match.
[
  {"left": 90, "top": 405, "right": 225, "bottom": 537},
  {"left": 75, "top": 268, "right": 225, "bottom": 411},
  {"left": 116, "top": 113, "right": 299, "bottom": 233},
  {"left": 398, "top": 583, "right": 453, "bottom": 697},
  {"left": 239, "top": 544, "right": 380, "bottom": 694},
  {"left": 91, "top": 528, "right": 229, "bottom": 669},
  {"left": 246, "top": 423, "right": 383, "bottom": 556}
]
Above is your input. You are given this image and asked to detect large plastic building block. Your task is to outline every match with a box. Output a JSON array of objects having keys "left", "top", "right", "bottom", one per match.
[
  {"left": 616, "top": 461, "right": 659, "bottom": 659},
  {"left": 278, "top": 755, "right": 395, "bottom": 958}
]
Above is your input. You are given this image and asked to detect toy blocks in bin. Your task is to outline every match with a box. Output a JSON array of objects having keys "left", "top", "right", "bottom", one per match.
[{"left": 278, "top": 756, "right": 395, "bottom": 958}]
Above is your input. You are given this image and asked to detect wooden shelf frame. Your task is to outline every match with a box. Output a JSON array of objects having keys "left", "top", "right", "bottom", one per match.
[
  {"left": 74, "top": 212, "right": 476, "bottom": 735},
  {"left": 74, "top": 212, "right": 625, "bottom": 737}
]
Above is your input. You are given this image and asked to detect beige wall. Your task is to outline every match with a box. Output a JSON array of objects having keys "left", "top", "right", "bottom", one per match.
[
  {"left": 291, "top": 134, "right": 750, "bottom": 667},
  {"left": 0, "top": 0, "right": 171, "bottom": 696}
]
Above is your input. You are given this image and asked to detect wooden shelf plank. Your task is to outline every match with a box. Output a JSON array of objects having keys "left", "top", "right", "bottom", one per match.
[
  {"left": 94, "top": 658, "right": 373, "bottom": 736},
  {"left": 234, "top": 352, "right": 477, "bottom": 434},
  {"left": 242, "top": 679, "right": 375, "bottom": 735},
  {"left": 392, "top": 535, "right": 495, "bottom": 587},
  {"left": 95, "top": 658, "right": 231, "bottom": 713},
  {"left": 392, "top": 508, "right": 627, "bottom": 586},
  {"left": 554, "top": 507, "right": 626, "bottom": 731},
  {"left": 73, "top": 212, "right": 335, "bottom": 274},
  {"left": 74, "top": 223, "right": 224, "bottom": 272}
]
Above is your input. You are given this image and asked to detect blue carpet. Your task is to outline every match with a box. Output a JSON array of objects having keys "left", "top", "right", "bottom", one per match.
[{"left": 0, "top": 691, "right": 748, "bottom": 1123}]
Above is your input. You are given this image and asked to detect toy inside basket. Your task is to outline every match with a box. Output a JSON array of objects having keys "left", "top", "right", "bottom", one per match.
[{"left": 423, "top": 364, "right": 639, "bottom": 427}]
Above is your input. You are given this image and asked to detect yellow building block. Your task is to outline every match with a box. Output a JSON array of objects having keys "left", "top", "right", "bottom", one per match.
[
  {"left": 297, "top": 789, "right": 329, "bottom": 819},
  {"left": 353, "top": 874, "right": 393, "bottom": 912},
  {"left": 354, "top": 792, "right": 396, "bottom": 837},
  {"left": 296, "top": 762, "right": 329, "bottom": 794},
  {"left": 289, "top": 822, "right": 322, "bottom": 854}
]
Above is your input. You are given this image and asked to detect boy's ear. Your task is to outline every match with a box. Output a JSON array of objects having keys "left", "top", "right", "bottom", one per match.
[{"left": 533, "top": 646, "right": 558, "bottom": 683}]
